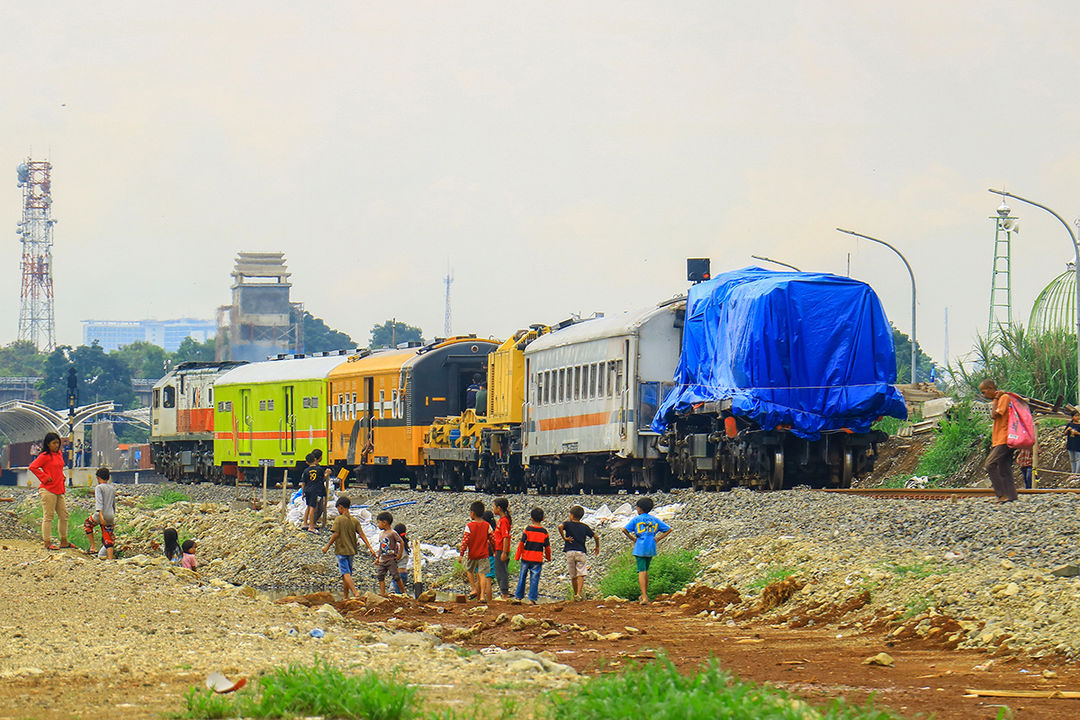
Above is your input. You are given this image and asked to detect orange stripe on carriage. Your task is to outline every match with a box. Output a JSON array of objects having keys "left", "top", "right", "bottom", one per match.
[
  {"left": 214, "top": 431, "right": 328, "bottom": 440},
  {"left": 537, "top": 412, "right": 610, "bottom": 432}
]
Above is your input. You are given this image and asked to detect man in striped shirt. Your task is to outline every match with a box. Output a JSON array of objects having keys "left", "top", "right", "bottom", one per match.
[{"left": 514, "top": 507, "right": 551, "bottom": 604}]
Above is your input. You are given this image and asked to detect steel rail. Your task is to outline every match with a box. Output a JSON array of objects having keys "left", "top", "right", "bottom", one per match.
[{"left": 822, "top": 487, "right": 1080, "bottom": 500}]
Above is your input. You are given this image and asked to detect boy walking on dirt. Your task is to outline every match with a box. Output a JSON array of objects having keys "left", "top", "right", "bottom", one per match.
[
  {"left": 558, "top": 505, "right": 598, "bottom": 601},
  {"left": 374, "top": 511, "right": 404, "bottom": 596},
  {"left": 623, "top": 497, "right": 671, "bottom": 605},
  {"left": 84, "top": 468, "right": 117, "bottom": 559},
  {"left": 514, "top": 507, "right": 551, "bottom": 604},
  {"left": 323, "top": 496, "right": 375, "bottom": 600},
  {"left": 460, "top": 500, "right": 492, "bottom": 601}
]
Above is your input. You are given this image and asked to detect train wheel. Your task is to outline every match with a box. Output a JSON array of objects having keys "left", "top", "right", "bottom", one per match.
[
  {"left": 840, "top": 449, "right": 854, "bottom": 489},
  {"left": 768, "top": 450, "right": 784, "bottom": 491}
]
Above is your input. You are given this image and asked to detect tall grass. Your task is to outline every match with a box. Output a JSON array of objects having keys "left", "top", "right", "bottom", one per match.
[
  {"left": 598, "top": 549, "right": 699, "bottom": 600},
  {"left": 913, "top": 403, "right": 989, "bottom": 479},
  {"left": 949, "top": 326, "right": 1077, "bottom": 404}
]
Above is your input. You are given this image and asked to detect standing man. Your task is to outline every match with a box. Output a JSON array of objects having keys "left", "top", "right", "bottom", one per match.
[
  {"left": 465, "top": 374, "right": 482, "bottom": 410},
  {"left": 980, "top": 379, "right": 1018, "bottom": 503}
]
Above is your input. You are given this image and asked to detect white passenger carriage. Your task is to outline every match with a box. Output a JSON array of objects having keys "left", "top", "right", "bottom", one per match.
[{"left": 522, "top": 298, "right": 685, "bottom": 492}]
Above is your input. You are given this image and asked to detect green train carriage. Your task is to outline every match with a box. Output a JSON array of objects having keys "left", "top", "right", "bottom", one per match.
[{"left": 213, "top": 354, "right": 349, "bottom": 477}]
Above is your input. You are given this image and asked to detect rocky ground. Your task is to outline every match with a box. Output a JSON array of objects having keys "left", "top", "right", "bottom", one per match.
[{"left": 3, "top": 481, "right": 1080, "bottom": 719}]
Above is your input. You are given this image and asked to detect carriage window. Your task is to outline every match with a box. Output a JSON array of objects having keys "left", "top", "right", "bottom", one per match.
[
  {"left": 597, "top": 363, "right": 605, "bottom": 397},
  {"left": 589, "top": 364, "right": 597, "bottom": 398},
  {"left": 352, "top": 392, "right": 358, "bottom": 420},
  {"left": 378, "top": 390, "right": 385, "bottom": 419},
  {"left": 163, "top": 385, "right": 175, "bottom": 409},
  {"left": 208, "top": 388, "right": 213, "bottom": 405},
  {"left": 615, "top": 360, "right": 625, "bottom": 393},
  {"left": 558, "top": 369, "right": 565, "bottom": 402},
  {"left": 309, "top": 396, "right": 317, "bottom": 409},
  {"left": 391, "top": 389, "right": 399, "bottom": 418},
  {"left": 153, "top": 388, "right": 160, "bottom": 408}
]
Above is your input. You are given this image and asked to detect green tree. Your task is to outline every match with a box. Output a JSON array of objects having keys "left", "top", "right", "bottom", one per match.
[
  {"left": 302, "top": 312, "right": 355, "bottom": 354},
  {"left": 0, "top": 340, "right": 46, "bottom": 377},
  {"left": 113, "top": 341, "right": 170, "bottom": 380},
  {"left": 892, "top": 324, "right": 936, "bottom": 385},
  {"left": 172, "top": 336, "right": 216, "bottom": 363},
  {"left": 370, "top": 320, "right": 423, "bottom": 349},
  {"left": 37, "top": 343, "right": 135, "bottom": 411}
]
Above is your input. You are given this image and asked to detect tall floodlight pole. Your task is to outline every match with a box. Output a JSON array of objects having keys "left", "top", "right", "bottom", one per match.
[
  {"left": 988, "top": 189, "right": 1080, "bottom": 405},
  {"left": 836, "top": 228, "right": 918, "bottom": 384},
  {"left": 750, "top": 255, "right": 802, "bottom": 271}
]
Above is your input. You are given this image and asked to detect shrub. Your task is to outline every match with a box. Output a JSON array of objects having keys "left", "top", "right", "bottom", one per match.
[
  {"left": 913, "top": 403, "right": 989, "bottom": 479},
  {"left": 598, "top": 549, "right": 699, "bottom": 600}
]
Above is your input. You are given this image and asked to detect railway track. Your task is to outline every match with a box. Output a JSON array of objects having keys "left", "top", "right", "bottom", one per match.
[{"left": 822, "top": 487, "right": 1080, "bottom": 500}]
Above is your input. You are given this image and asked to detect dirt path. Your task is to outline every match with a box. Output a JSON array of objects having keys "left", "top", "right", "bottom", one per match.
[{"left": 343, "top": 594, "right": 1080, "bottom": 720}]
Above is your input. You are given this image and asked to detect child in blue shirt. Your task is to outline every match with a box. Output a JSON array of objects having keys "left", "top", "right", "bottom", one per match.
[{"left": 622, "top": 497, "right": 671, "bottom": 605}]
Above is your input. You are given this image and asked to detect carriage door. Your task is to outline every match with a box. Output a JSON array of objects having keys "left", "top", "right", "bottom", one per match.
[
  {"left": 362, "top": 377, "right": 375, "bottom": 461},
  {"left": 240, "top": 389, "right": 253, "bottom": 455},
  {"left": 282, "top": 385, "right": 296, "bottom": 455}
]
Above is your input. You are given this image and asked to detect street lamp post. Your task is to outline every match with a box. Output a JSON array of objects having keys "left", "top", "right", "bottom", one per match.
[
  {"left": 836, "top": 228, "right": 918, "bottom": 384},
  {"left": 750, "top": 255, "right": 802, "bottom": 272},
  {"left": 988, "top": 189, "right": 1080, "bottom": 405}
]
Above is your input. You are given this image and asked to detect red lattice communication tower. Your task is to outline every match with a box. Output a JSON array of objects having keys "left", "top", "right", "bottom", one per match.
[{"left": 16, "top": 159, "right": 57, "bottom": 351}]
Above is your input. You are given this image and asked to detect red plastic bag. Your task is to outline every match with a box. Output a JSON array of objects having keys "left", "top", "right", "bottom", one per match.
[{"left": 1006, "top": 394, "right": 1035, "bottom": 449}]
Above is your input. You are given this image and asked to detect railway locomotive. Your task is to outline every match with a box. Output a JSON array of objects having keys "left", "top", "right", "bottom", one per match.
[
  {"left": 148, "top": 267, "right": 905, "bottom": 491},
  {"left": 150, "top": 361, "right": 245, "bottom": 482}
]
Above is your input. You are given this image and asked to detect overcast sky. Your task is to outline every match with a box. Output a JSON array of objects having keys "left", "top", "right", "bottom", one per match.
[{"left": 2, "top": 2, "right": 1079, "bottom": 367}]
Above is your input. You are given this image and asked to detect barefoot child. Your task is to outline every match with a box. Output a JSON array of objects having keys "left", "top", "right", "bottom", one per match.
[
  {"left": 322, "top": 496, "right": 375, "bottom": 600},
  {"left": 558, "top": 504, "right": 598, "bottom": 601},
  {"left": 301, "top": 452, "right": 323, "bottom": 533},
  {"left": 514, "top": 507, "right": 551, "bottom": 604},
  {"left": 460, "top": 501, "right": 491, "bottom": 601},
  {"left": 84, "top": 468, "right": 117, "bottom": 559},
  {"left": 622, "top": 497, "right": 671, "bottom": 605},
  {"left": 374, "top": 511, "right": 404, "bottom": 596},
  {"left": 492, "top": 498, "right": 512, "bottom": 599},
  {"left": 390, "top": 523, "right": 411, "bottom": 594}
]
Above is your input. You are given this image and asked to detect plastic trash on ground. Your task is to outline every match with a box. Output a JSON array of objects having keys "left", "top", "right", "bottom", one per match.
[{"left": 206, "top": 671, "right": 247, "bottom": 693}]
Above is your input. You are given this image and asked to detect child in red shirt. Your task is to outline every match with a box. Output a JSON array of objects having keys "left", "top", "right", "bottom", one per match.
[
  {"left": 460, "top": 500, "right": 491, "bottom": 601},
  {"left": 514, "top": 507, "right": 551, "bottom": 604}
]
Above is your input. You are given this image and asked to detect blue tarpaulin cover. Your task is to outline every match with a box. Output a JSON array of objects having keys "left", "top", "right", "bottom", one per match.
[{"left": 652, "top": 267, "right": 907, "bottom": 439}]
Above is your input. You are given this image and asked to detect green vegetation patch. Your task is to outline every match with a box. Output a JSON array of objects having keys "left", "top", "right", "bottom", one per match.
[
  {"left": 18, "top": 504, "right": 94, "bottom": 552},
  {"left": 546, "top": 655, "right": 906, "bottom": 720},
  {"left": 598, "top": 549, "right": 699, "bottom": 600},
  {"left": 749, "top": 565, "right": 799, "bottom": 589},
  {"left": 177, "top": 658, "right": 418, "bottom": 720},
  {"left": 143, "top": 490, "right": 190, "bottom": 509},
  {"left": 881, "top": 560, "right": 949, "bottom": 579},
  {"left": 913, "top": 404, "right": 989, "bottom": 479}
]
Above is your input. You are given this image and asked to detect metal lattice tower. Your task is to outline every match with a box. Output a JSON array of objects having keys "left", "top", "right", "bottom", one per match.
[
  {"left": 443, "top": 267, "right": 453, "bottom": 336},
  {"left": 16, "top": 159, "right": 56, "bottom": 351},
  {"left": 987, "top": 202, "right": 1017, "bottom": 338}
]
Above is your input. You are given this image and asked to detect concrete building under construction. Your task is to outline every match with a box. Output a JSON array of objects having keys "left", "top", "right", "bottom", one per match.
[{"left": 216, "top": 253, "right": 303, "bottom": 362}]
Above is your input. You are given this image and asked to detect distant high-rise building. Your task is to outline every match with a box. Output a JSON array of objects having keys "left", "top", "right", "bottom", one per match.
[
  {"left": 81, "top": 318, "right": 216, "bottom": 352},
  {"left": 216, "top": 252, "right": 303, "bottom": 362}
]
